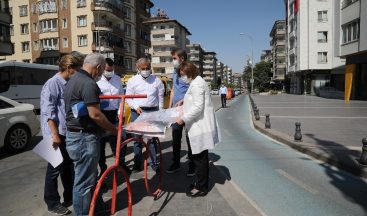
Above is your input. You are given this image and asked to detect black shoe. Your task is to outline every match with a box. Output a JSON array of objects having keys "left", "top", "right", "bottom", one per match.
[
  {"left": 186, "top": 188, "right": 208, "bottom": 197},
  {"left": 48, "top": 204, "right": 72, "bottom": 215},
  {"left": 187, "top": 166, "right": 195, "bottom": 177},
  {"left": 166, "top": 164, "right": 180, "bottom": 174},
  {"left": 62, "top": 200, "right": 72, "bottom": 208}
]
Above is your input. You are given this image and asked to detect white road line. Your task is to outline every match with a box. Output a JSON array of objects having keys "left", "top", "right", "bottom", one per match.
[
  {"left": 276, "top": 169, "right": 319, "bottom": 195},
  {"left": 260, "top": 116, "right": 367, "bottom": 119},
  {"left": 258, "top": 107, "right": 367, "bottom": 109}
]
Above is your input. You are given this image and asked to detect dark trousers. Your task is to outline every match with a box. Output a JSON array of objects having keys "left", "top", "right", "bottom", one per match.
[
  {"left": 221, "top": 94, "right": 227, "bottom": 108},
  {"left": 99, "top": 110, "right": 127, "bottom": 173},
  {"left": 192, "top": 150, "right": 209, "bottom": 192},
  {"left": 44, "top": 135, "right": 74, "bottom": 209},
  {"left": 171, "top": 123, "right": 194, "bottom": 168}
]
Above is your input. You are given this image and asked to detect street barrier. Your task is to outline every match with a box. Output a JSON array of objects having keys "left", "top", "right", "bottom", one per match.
[{"left": 88, "top": 94, "right": 163, "bottom": 216}]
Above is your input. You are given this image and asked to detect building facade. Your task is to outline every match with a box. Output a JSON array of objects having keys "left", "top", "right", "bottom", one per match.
[
  {"left": 233, "top": 73, "right": 243, "bottom": 89},
  {"left": 216, "top": 61, "right": 224, "bottom": 84},
  {"left": 270, "top": 20, "right": 286, "bottom": 81},
  {"left": 260, "top": 50, "right": 272, "bottom": 62},
  {"left": 286, "top": 0, "right": 345, "bottom": 96},
  {"left": 336, "top": 0, "right": 367, "bottom": 101},
  {"left": 202, "top": 51, "right": 217, "bottom": 87},
  {"left": 0, "top": 0, "right": 12, "bottom": 56},
  {"left": 144, "top": 15, "right": 191, "bottom": 76},
  {"left": 1, "top": 0, "right": 153, "bottom": 75},
  {"left": 187, "top": 43, "right": 204, "bottom": 76}
]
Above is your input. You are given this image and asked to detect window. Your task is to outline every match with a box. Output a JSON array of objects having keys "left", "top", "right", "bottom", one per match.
[
  {"left": 77, "top": 16, "right": 87, "bottom": 27},
  {"left": 22, "top": 59, "right": 31, "bottom": 63},
  {"left": 33, "top": 41, "right": 39, "bottom": 51},
  {"left": 9, "top": 25, "right": 13, "bottom": 36},
  {"left": 124, "top": 58, "right": 132, "bottom": 70},
  {"left": 125, "top": 23, "right": 131, "bottom": 36},
  {"left": 123, "top": 7, "right": 131, "bottom": 19},
  {"left": 317, "top": 31, "right": 328, "bottom": 43},
  {"left": 78, "top": 35, "right": 87, "bottom": 46},
  {"left": 40, "top": 19, "right": 57, "bottom": 32},
  {"left": 290, "top": 38, "right": 295, "bottom": 49},
  {"left": 19, "top": 5, "right": 28, "bottom": 17},
  {"left": 61, "top": 0, "right": 68, "bottom": 9},
  {"left": 290, "top": 54, "right": 295, "bottom": 66},
  {"left": 22, "top": 42, "right": 30, "bottom": 53},
  {"left": 62, "top": 18, "right": 67, "bottom": 29},
  {"left": 20, "top": 24, "right": 29, "bottom": 35},
  {"left": 40, "top": 38, "right": 58, "bottom": 50},
  {"left": 33, "top": 23, "right": 38, "bottom": 32},
  {"left": 342, "top": 19, "right": 360, "bottom": 44},
  {"left": 318, "top": 11, "right": 328, "bottom": 22},
  {"left": 0, "top": 99, "right": 14, "bottom": 109},
  {"left": 124, "top": 41, "right": 132, "bottom": 53},
  {"left": 77, "top": 0, "right": 86, "bottom": 8},
  {"left": 317, "top": 52, "right": 327, "bottom": 63},
  {"left": 38, "top": 0, "right": 57, "bottom": 14},
  {"left": 342, "top": 0, "right": 358, "bottom": 8},
  {"left": 63, "top": 37, "right": 68, "bottom": 48}
]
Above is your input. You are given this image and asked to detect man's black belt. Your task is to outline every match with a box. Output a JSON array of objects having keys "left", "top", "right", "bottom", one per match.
[{"left": 67, "top": 128, "right": 98, "bottom": 133}]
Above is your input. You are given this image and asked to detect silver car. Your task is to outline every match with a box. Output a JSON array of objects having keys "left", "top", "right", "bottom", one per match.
[{"left": 0, "top": 96, "right": 40, "bottom": 152}]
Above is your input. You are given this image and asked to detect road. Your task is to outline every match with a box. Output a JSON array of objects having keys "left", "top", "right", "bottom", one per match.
[{"left": 213, "top": 95, "right": 367, "bottom": 216}]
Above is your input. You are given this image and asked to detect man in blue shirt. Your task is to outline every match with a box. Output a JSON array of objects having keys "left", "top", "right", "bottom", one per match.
[
  {"left": 166, "top": 49, "right": 195, "bottom": 176},
  {"left": 40, "top": 54, "right": 82, "bottom": 215}
]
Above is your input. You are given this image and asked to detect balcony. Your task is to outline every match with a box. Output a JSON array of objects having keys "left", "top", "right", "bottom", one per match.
[
  {"left": 151, "top": 39, "right": 176, "bottom": 46},
  {"left": 276, "top": 40, "right": 285, "bottom": 46},
  {"left": 91, "top": 1, "right": 124, "bottom": 20},
  {"left": 0, "top": 10, "right": 11, "bottom": 24},
  {"left": 91, "top": 22, "right": 124, "bottom": 36},
  {"left": 342, "top": 0, "right": 359, "bottom": 9},
  {"left": 289, "top": 30, "right": 296, "bottom": 38},
  {"left": 153, "top": 51, "right": 171, "bottom": 57},
  {"left": 0, "top": 40, "right": 13, "bottom": 55},
  {"left": 277, "top": 52, "right": 286, "bottom": 57},
  {"left": 289, "top": 47, "right": 295, "bottom": 55},
  {"left": 190, "top": 49, "right": 200, "bottom": 54},
  {"left": 151, "top": 28, "right": 175, "bottom": 35},
  {"left": 190, "top": 57, "right": 199, "bottom": 61}
]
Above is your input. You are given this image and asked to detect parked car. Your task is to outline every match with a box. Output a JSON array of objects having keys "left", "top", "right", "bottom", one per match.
[
  {"left": 0, "top": 96, "right": 40, "bottom": 152},
  {"left": 211, "top": 89, "right": 219, "bottom": 95}
]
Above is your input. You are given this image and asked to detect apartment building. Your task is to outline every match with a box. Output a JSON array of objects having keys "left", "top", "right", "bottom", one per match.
[
  {"left": 0, "top": 0, "right": 12, "bottom": 56},
  {"left": 335, "top": 0, "right": 367, "bottom": 101},
  {"left": 202, "top": 51, "right": 217, "bottom": 86},
  {"left": 135, "top": 0, "right": 153, "bottom": 59},
  {"left": 216, "top": 61, "right": 224, "bottom": 84},
  {"left": 144, "top": 15, "right": 191, "bottom": 76},
  {"left": 233, "top": 73, "right": 243, "bottom": 89},
  {"left": 260, "top": 50, "right": 272, "bottom": 62},
  {"left": 224, "top": 65, "right": 233, "bottom": 84},
  {"left": 187, "top": 43, "right": 204, "bottom": 76},
  {"left": 2, "top": 0, "right": 153, "bottom": 75},
  {"left": 270, "top": 20, "right": 286, "bottom": 81},
  {"left": 223, "top": 65, "right": 228, "bottom": 84},
  {"left": 286, "top": 0, "right": 345, "bottom": 96}
]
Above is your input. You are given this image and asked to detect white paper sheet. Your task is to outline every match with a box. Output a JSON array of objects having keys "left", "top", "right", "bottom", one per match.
[{"left": 33, "top": 137, "right": 63, "bottom": 168}]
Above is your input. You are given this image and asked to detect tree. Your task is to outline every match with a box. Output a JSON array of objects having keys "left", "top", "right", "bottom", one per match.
[{"left": 242, "top": 61, "right": 272, "bottom": 92}]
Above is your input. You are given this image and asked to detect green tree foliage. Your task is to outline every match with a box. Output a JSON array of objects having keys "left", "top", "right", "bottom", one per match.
[{"left": 242, "top": 61, "right": 272, "bottom": 92}]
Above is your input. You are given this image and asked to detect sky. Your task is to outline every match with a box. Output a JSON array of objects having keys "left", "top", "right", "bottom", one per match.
[{"left": 152, "top": 0, "right": 286, "bottom": 73}]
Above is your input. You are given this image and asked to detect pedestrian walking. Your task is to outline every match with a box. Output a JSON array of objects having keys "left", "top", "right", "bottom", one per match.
[
  {"left": 97, "top": 58, "right": 131, "bottom": 176},
  {"left": 175, "top": 62, "right": 220, "bottom": 197},
  {"left": 166, "top": 48, "right": 195, "bottom": 176},
  {"left": 219, "top": 84, "right": 228, "bottom": 108},
  {"left": 64, "top": 53, "right": 118, "bottom": 215},
  {"left": 125, "top": 57, "right": 164, "bottom": 173},
  {"left": 40, "top": 54, "right": 82, "bottom": 215}
]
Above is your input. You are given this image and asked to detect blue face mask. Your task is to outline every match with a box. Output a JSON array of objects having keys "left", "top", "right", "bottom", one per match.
[{"left": 180, "top": 75, "right": 190, "bottom": 84}]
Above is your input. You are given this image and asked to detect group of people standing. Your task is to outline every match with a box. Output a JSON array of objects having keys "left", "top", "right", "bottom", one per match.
[{"left": 40, "top": 49, "right": 219, "bottom": 216}]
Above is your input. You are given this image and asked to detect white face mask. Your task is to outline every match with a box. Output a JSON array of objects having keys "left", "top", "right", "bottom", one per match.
[
  {"left": 103, "top": 71, "right": 114, "bottom": 78},
  {"left": 140, "top": 70, "right": 151, "bottom": 78},
  {"left": 173, "top": 59, "right": 181, "bottom": 69},
  {"left": 180, "top": 75, "right": 190, "bottom": 84}
]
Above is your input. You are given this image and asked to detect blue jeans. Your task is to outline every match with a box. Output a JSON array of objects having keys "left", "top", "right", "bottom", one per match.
[
  {"left": 66, "top": 131, "right": 100, "bottom": 216},
  {"left": 130, "top": 109, "right": 158, "bottom": 169}
]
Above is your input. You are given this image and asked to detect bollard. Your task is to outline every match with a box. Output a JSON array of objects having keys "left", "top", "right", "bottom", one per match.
[
  {"left": 294, "top": 122, "right": 302, "bottom": 142},
  {"left": 360, "top": 138, "right": 367, "bottom": 165},
  {"left": 265, "top": 114, "right": 271, "bottom": 129},
  {"left": 255, "top": 109, "right": 260, "bottom": 121}
]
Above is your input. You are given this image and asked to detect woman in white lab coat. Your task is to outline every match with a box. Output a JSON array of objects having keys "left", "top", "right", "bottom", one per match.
[{"left": 176, "top": 62, "right": 220, "bottom": 197}]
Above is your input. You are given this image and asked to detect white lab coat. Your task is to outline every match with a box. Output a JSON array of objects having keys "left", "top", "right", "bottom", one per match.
[{"left": 181, "top": 76, "right": 220, "bottom": 154}]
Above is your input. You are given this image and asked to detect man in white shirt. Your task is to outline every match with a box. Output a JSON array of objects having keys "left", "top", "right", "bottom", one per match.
[
  {"left": 219, "top": 84, "right": 228, "bottom": 108},
  {"left": 126, "top": 57, "right": 164, "bottom": 172},
  {"left": 97, "top": 58, "right": 130, "bottom": 175}
]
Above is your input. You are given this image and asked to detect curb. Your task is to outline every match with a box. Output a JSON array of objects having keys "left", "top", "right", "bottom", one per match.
[{"left": 248, "top": 98, "right": 367, "bottom": 179}]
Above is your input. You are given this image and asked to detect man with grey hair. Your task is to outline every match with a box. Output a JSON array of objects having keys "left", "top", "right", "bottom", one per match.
[
  {"left": 64, "top": 53, "right": 117, "bottom": 215},
  {"left": 126, "top": 57, "right": 164, "bottom": 172}
]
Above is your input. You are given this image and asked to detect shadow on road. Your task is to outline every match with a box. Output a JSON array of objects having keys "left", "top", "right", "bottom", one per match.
[{"left": 0, "top": 135, "right": 42, "bottom": 160}]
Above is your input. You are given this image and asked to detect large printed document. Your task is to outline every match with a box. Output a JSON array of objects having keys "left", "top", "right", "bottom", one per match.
[
  {"left": 33, "top": 137, "right": 63, "bottom": 168},
  {"left": 124, "top": 106, "right": 183, "bottom": 137}
]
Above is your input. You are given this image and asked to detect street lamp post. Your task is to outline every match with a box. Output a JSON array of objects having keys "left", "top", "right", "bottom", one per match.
[{"left": 240, "top": 33, "right": 254, "bottom": 93}]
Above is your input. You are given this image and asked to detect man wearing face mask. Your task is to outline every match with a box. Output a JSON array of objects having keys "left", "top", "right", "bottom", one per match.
[
  {"left": 97, "top": 58, "right": 130, "bottom": 176},
  {"left": 166, "top": 48, "right": 195, "bottom": 177},
  {"left": 126, "top": 57, "right": 164, "bottom": 172}
]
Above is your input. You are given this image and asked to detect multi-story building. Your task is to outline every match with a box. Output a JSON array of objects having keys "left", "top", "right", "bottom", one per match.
[
  {"left": 260, "top": 50, "right": 272, "bottom": 62},
  {"left": 336, "top": 0, "right": 367, "bottom": 101},
  {"left": 233, "top": 73, "right": 243, "bottom": 89},
  {"left": 202, "top": 51, "right": 217, "bottom": 86},
  {"left": 285, "top": 0, "right": 345, "bottom": 95},
  {"left": 270, "top": 20, "right": 286, "bottom": 81},
  {"left": 216, "top": 61, "right": 224, "bottom": 84},
  {"left": 2, "top": 0, "right": 153, "bottom": 76},
  {"left": 187, "top": 43, "right": 204, "bottom": 76},
  {"left": 0, "top": 0, "right": 12, "bottom": 56},
  {"left": 223, "top": 65, "right": 229, "bottom": 84},
  {"left": 135, "top": 0, "right": 153, "bottom": 59},
  {"left": 144, "top": 15, "right": 191, "bottom": 76},
  {"left": 227, "top": 66, "right": 233, "bottom": 84}
]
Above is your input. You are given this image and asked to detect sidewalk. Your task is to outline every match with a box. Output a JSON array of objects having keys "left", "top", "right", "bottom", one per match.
[{"left": 250, "top": 94, "right": 367, "bottom": 178}]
